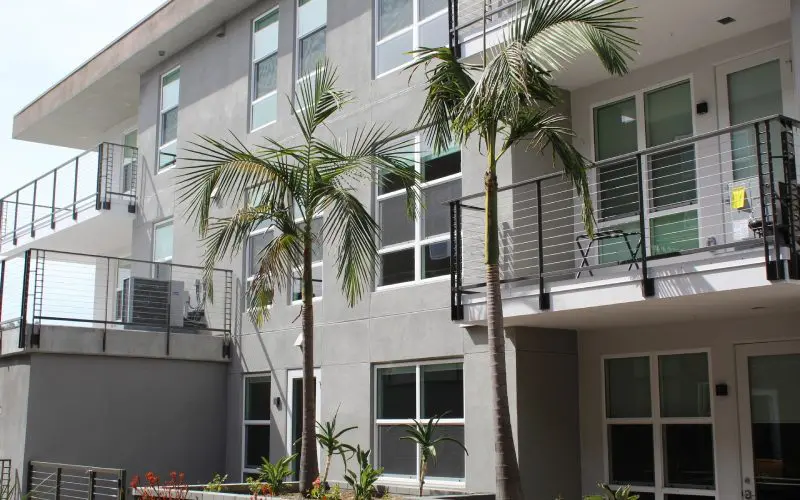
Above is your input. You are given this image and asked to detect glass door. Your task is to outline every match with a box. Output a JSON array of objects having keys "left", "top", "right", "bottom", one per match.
[
  {"left": 736, "top": 341, "right": 800, "bottom": 500},
  {"left": 715, "top": 45, "right": 793, "bottom": 243},
  {"left": 286, "top": 368, "right": 321, "bottom": 479}
]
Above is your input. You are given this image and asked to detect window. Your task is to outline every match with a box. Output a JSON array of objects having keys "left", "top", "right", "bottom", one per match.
[
  {"left": 246, "top": 185, "right": 275, "bottom": 307},
  {"left": 252, "top": 10, "right": 279, "bottom": 130},
  {"left": 153, "top": 219, "right": 174, "bottom": 263},
  {"left": 296, "top": 0, "right": 326, "bottom": 97},
  {"left": 377, "top": 138, "right": 461, "bottom": 287},
  {"left": 158, "top": 67, "right": 180, "bottom": 170},
  {"left": 243, "top": 375, "right": 271, "bottom": 479},
  {"left": 122, "top": 130, "right": 138, "bottom": 193},
  {"left": 604, "top": 352, "right": 715, "bottom": 499},
  {"left": 290, "top": 215, "right": 323, "bottom": 303},
  {"left": 593, "top": 80, "right": 698, "bottom": 262},
  {"left": 375, "top": 362, "right": 465, "bottom": 483},
  {"left": 375, "top": 0, "right": 448, "bottom": 77}
]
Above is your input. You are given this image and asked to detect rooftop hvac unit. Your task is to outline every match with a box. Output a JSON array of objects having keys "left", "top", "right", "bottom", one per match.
[{"left": 115, "top": 277, "right": 185, "bottom": 327}]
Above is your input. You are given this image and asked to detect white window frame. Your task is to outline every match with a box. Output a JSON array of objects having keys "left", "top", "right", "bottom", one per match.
[
  {"left": 589, "top": 75, "right": 699, "bottom": 263},
  {"left": 373, "top": 360, "right": 466, "bottom": 488},
  {"left": 290, "top": 209, "right": 323, "bottom": 305},
  {"left": 242, "top": 373, "right": 272, "bottom": 479},
  {"left": 295, "top": 0, "right": 327, "bottom": 101},
  {"left": 158, "top": 66, "right": 180, "bottom": 172},
  {"left": 122, "top": 128, "right": 138, "bottom": 194},
  {"left": 245, "top": 185, "right": 276, "bottom": 310},
  {"left": 601, "top": 349, "right": 718, "bottom": 500},
  {"left": 376, "top": 137, "right": 461, "bottom": 290},
  {"left": 153, "top": 218, "right": 174, "bottom": 264},
  {"left": 374, "top": 0, "right": 448, "bottom": 78},
  {"left": 251, "top": 8, "right": 280, "bottom": 132}
]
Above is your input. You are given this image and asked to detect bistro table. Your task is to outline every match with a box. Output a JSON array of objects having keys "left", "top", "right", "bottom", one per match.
[{"left": 576, "top": 229, "right": 642, "bottom": 278}]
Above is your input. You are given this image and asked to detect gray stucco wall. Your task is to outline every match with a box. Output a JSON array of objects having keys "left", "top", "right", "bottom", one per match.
[
  {"left": 0, "top": 357, "right": 31, "bottom": 481},
  {"left": 23, "top": 354, "right": 227, "bottom": 484}
]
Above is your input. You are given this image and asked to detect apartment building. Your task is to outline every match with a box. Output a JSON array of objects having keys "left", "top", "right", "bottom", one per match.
[{"left": 0, "top": 1, "right": 799, "bottom": 499}]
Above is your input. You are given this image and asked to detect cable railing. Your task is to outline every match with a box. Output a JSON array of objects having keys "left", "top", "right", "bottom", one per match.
[
  {"left": 0, "top": 143, "right": 138, "bottom": 249},
  {"left": 449, "top": 115, "right": 800, "bottom": 319},
  {"left": 448, "top": 0, "right": 523, "bottom": 56},
  {"left": 27, "top": 461, "right": 126, "bottom": 500},
  {"left": 0, "top": 249, "right": 233, "bottom": 356}
]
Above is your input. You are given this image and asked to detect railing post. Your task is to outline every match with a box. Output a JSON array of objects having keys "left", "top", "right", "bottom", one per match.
[
  {"left": 755, "top": 122, "right": 774, "bottom": 279},
  {"left": 119, "top": 470, "right": 127, "bottom": 500},
  {"left": 449, "top": 201, "right": 464, "bottom": 321},
  {"left": 30, "top": 180, "right": 37, "bottom": 237},
  {"left": 764, "top": 120, "right": 785, "bottom": 280},
  {"left": 448, "top": 0, "right": 460, "bottom": 58},
  {"left": 19, "top": 250, "right": 31, "bottom": 349},
  {"left": 13, "top": 191, "right": 19, "bottom": 245},
  {"left": 779, "top": 117, "right": 799, "bottom": 279},
  {"left": 536, "top": 180, "right": 550, "bottom": 310},
  {"left": 166, "top": 263, "right": 172, "bottom": 356},
  {"left": 103, "top": 257, "right": 111, "bottom": 352},
  {"left": 0, "top": 260, "right": 5, "bottom": 325},
  {"left": 87, "top": 469, "right": 96, "bottom": 500},
  {"left": 73, "top": 157, "right": 80, "bottom": 220},
  {"left": 51, "top": 169, "right": 58, "bottom": 229},
  {"left": 26, "top": 461, "right": 32, "bottom": 496},
  {"left": 96, "top": 144, "right": 104, "bottom": 211},
  {"left": 55, "top": 467, "right": 62, "bottom": 500},
  {"left": 635, "top": 154, "right": 655, "bottom": 297}
]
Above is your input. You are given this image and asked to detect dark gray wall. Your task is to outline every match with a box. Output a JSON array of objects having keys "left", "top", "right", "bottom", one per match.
[{"left": 24, "top": 354, "right": 227, "bottom": 484}]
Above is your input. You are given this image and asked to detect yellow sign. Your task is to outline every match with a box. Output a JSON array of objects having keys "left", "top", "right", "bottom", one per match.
[{"left": 731, "top": 187, "right": 746, "bottom": 209}]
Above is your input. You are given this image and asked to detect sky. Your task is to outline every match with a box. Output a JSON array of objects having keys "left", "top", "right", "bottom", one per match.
[{"left": 0, "top": 0, "right": 166, "bottom": 193}]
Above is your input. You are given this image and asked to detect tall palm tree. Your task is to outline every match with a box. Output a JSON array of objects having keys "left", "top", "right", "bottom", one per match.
[
  {"left": 409, "top": 1, "right": 637, "bottom": 498},
  {"left": 178, "top": 63, "right": 418, "bottom": 494}
]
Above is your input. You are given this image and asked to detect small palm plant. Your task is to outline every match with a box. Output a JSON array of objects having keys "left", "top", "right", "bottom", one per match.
[
  {"left": 258, "top": 454, "right": 297, "bottom": 495},
  {"left": 584, "top": 483, "right": 639, "bottom": 500},
  {"left": 402, "top": 414, "right": 468, "bottom": 496},
  {"left": 316, "top": 407, "right": 357, "bottom": 485},
  {"left": 343, "top": 446, "right": 383, "bottom": 500}
]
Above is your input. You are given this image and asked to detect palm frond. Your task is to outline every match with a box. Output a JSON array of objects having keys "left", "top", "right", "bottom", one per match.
[
  {"left": 293, "top": 60, "right": 353, "bottom": 140},
  {"left": 248, "top": 226, "right": 304, "bottom": 327}
]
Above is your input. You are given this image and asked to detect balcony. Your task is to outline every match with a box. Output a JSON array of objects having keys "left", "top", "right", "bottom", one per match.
[
  {"left": 0, "top": 249, "right": 233, "bottom": 361},
  {"left": 449, "top": 115, "right": 800, "bottom": 326},
  {"left": 0, "top": 143, "right": 138, "bottom": 258}
]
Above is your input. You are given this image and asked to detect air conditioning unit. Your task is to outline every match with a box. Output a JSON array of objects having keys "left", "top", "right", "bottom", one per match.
[{"left": 115, "top": 277, "right": 185, "bottom": 328}]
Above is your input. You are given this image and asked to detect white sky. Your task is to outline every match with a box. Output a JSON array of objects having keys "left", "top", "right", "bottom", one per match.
[{"left": 0, "top": 0, "right": 165, "bottom": 194}]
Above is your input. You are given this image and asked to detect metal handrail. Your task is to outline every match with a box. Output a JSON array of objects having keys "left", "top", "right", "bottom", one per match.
[{"left": 453, "top": 0, "right": 522, "bottom": 33}]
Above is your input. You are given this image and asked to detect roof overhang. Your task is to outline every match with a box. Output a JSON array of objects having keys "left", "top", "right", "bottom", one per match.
[{"left": 12, "top": 0, "right": 260, "bottom": 150}]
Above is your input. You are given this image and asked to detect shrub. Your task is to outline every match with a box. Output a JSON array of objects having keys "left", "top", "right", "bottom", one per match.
[
  {"left": 204, "top": 473, "right": 227, "bottom": 492},
  {"left": 131, "top": 472, "right": 189, "bottom": 500},
  {"left": 257, "top": 454, "right": 297, "bottom": 495}
]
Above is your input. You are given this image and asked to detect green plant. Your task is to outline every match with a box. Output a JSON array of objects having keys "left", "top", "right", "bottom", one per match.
[
  {"left": 584, "top": 484, "right": 639, "bottom": 500},
  {"left": 343, "top": 446, "right": 383, "bottom": 500},
  {"left": 204, "top": 473, "right": 227, "bottom": 492},
  {"left": 310, "top": 477, "right": 342, "bottom": 500},
  {"left": 407, "top": 2, "right": 637, "bottom": 498},
  {"left": 179, "top": 61, "right": 418, "bottom": 493},
  {"left": 317, "top": 407, "right": 357, "bottom": 485},
  {"left": 258, "top": 454, "right": 297, "bottom": 495},
  {"left": 402, "top": 414, "right": 468, "bottom": 496},
  {"left": 245, "top": 476, "right": 272, "bottom": 499}
]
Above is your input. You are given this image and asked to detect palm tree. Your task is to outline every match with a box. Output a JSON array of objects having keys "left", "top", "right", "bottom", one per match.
[
  {"left": 178, "top": 63, "right": 418, "bottom": 494},
  {"left": 402, "top": 414, "right": 468, "bottom": 497},
  {"left": 408, "top": 1, "right": 637, "bottom": 498}
]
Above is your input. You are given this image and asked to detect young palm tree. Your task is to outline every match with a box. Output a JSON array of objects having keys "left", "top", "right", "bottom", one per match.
[
  {"left": 178, "top": 63, "right": 418, "bottom": 495},
  {"left": 409, "top": 2, "right": 637, "bottom": 499}
]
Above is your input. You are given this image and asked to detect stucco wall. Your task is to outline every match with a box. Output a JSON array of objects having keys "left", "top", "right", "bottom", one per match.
[{"left": 0, "top": 357, "right": 31, "bottom": 482}]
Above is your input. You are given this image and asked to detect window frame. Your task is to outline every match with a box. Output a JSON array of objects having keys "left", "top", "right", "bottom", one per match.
[
  {"left": 373, "top": 359, "right": 466, "bottom": 487},
  {"left": 152, "top": 218, "right": 174, "bottom": 264},
  {"left": 373, "top": 0, "right": 448, "bottom": 78},
  {"left": 590, "top": 76, "right": 700, "bottom": 263},
  {"left": 251, "top": 8, "right": 280, "bottom": 132},
  {"left": 295, "top": 0, "right": 327, "bottom": 100},
  {"left": 242, "top": 373, "right": 272, "bottom": 480},
  {"left": 376, "top": 137, "right": 461, "bottom": 290},
  {"left": 245, "top": 185, "right": 276, "bottom": 310},
  {"left": 289, "top": 210, "right": 324, "bottom": 305},
  {"left": 601, "top": 349, "right": 718, "bottom": 499},
  {"left": 157, "top": 66, "right": 181, "bottom": 172}
]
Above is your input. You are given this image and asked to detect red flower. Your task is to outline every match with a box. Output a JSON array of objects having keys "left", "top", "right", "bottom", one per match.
[{"left": 130, "top": 476, "right": 140, "bottom": 489}]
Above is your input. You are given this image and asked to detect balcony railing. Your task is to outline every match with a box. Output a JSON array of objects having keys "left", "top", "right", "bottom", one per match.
[
  {"left": 0, "top": 143, "right": 137, "bottom": 249},
  {"left": 448, "top": 0, "right": 522, "bottom": 57},
  {"left": 448, "top": 115, "right": 800, "bottom": 319},
  {"left": 0, "top": 249, "right": 233, "bottom": 354}
]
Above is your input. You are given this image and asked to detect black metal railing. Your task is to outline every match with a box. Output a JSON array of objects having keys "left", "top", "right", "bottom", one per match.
[
  {"left": 0, "top": 143, "right": 137, "bottom": 250},
  {"left": 448, "top": 0, "right": 522, "bottom": 57},
  {"left": 449, "top": 115, "right": 800, "bottom": 320},
  {"left": 27, "top": 461, "right": 126, "bottom": 500},
  {"left": 0, "top": 249, "right": 233, "bottom": 354}
]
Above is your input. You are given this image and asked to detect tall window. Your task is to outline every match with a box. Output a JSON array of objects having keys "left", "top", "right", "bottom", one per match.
[
  {"left": 377, "top": 138, "right": 461, "bottom": 287},
  {"left": 296, "top": 0, "right": 326, "bottom": 91},
  {"left": 122, "top": 130, "right": 138, "bottom": 193},
  {"left": 375, "top": 0, "right": 448, "bottom": 77},
  {"left": 375, "top": 362, "right": 465, "bottom": 484},
  {"left": 252, "top": 9, "right": 279, "bottom": 130},
  {"left": 158, "top": 67, "right": 180, "bottom": 170},
  {"left": 246, "top": 185, "right": 275, "bottom": 307},
  {"left": 604, "top": 352, "right": 715, "bottom": 500},
  {"left": 290, "top": 206, "right": 323, "bottom": 303},
  {"left": 153, "top": 219, "right": 174, "bottom": 264},
  {"left": 593, "top": 81, "right": 698, "bottom": 264},
  {"left": 243, "top": 375, "right": 271, "bottom": 479}
]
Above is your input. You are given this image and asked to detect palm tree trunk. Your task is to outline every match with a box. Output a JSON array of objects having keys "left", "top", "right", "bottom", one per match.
[
  {"left": 484, "top": 138, "right": 523, "bottom": 500},
  {"left": 299, "top": 236, "right": 320, "bottom": 495},
  {"left": 419, "top": 460, "right": 427, "bottom": 497},
  {"left": 321, "top": 454, "right": 332, "bottom": 486}
]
